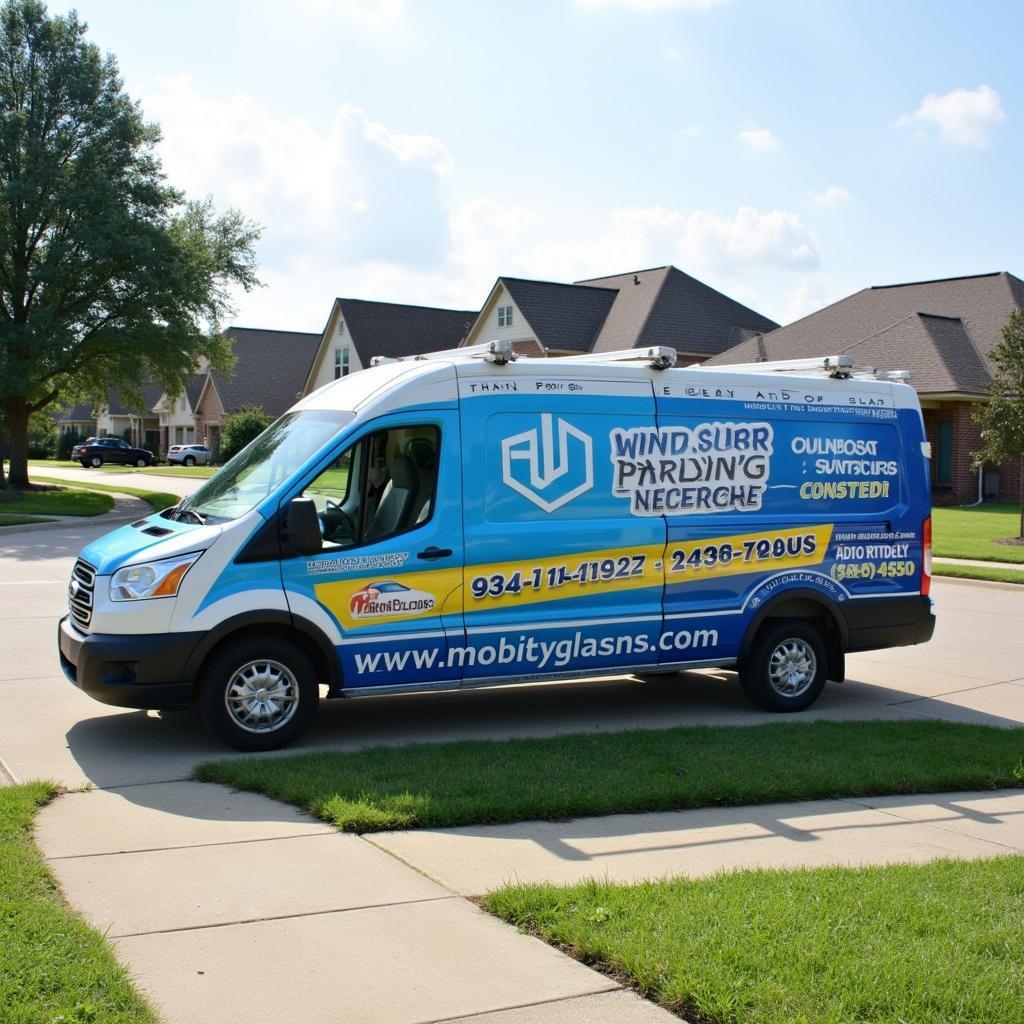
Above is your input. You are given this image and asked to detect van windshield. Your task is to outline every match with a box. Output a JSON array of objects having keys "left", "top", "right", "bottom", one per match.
[{"left": 173, "top": 411, "right": 353, "bottom": 524}]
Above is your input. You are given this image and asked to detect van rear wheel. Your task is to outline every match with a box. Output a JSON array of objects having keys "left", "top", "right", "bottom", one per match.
[
  {"left": 740, "top": 619, "right": 827, "bottom": 712},
  {"left": 198, "top": 636, "right": 318, "bottom": 751}
]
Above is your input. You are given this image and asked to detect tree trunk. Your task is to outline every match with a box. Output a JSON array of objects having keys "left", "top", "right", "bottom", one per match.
[{"left": 5, "top": 400, "right": 30, "bottom": 489}]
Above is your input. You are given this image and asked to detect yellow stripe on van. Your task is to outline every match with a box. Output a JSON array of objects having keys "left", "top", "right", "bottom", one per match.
[
  {"left": 465, "top": 543, "right": 667, "bottom": 613},
  {"left": 315, "top": 567, "right": 463, "bottom": 630},
  {"left": 665, "top": 525, "right": 833, "bottom": 584}
]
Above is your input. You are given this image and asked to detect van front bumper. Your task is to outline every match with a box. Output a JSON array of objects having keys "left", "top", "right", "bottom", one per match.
[{"left": 58, "top": 616, "right": 201, "bottom": 710}]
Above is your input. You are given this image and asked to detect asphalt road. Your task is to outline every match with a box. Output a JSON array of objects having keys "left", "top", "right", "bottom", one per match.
[{"left": 1, "top": 517, "right": 1022, "bottom": 791}]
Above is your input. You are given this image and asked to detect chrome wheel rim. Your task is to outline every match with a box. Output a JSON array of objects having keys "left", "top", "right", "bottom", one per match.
[
  {"left": 767, "top": 638, "right": 817, "bottom": 697},
  {"left": 224, "top": 659, "right": 300, "bottom": 733}
]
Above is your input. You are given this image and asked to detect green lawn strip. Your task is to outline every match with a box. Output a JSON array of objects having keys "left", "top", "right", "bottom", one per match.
[
  {"left": 933, "top": 502, "right": 1024, "bottom": 563},
  {"left": 0, "top": 487, "right": 113, "bottom": 517},
  {"left": 0, "top": 514, "right": 55, "bottom": 527},
  {"left": 0, "top": 782, "right": 157, "bottom": 1023},
  {"left": 30, "top": 475, "right": 178, "bottom": 513},
  {"left": 934, "top": 562, "right": 1024, "bottom": 585},
  {"left": 485, "top": 856, "right": 1024, "bottom": 1024},
  {"left": 196, "top": 720, "right": 1024, "bottom": 833},
  {"left": 27, "top": 460, "right": 82, "bottom": 468},
  {"left": 131, "top": 465, "right": 215, "bottom": 479}
]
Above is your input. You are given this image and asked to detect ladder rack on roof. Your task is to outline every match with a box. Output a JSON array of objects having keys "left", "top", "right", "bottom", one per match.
[
  {"left": 370, "top": 339, "right": 519, "bottom": 367},
  {"left": 697, "top": 355, "right": 911, "bottom": 382},
  {"left": 556, "top": 346, "right": 678, "bottom": 369}
]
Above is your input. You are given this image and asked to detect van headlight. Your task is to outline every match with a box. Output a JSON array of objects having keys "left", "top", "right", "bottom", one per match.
[{"left": 110, "top": 553, "right": 202, "bottom": 601}]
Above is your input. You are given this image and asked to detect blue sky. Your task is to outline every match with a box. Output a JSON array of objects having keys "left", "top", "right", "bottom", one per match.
[{"left": 55, "top": 0, "right": 1023, "bottom": 332}]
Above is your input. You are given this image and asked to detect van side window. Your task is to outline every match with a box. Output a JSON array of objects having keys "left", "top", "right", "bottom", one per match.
[{"left": 304, "top": 425, "right": 440, "bottom": 549}]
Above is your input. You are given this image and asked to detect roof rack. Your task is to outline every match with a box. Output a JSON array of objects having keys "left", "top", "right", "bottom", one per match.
[
  {"left": 370, "top": 339, "right": 518, "bottom": 367},
  {"left": 693, "top": 355, "right": 859, "bottom": 379},
  {"left": 556, "top": 346, "right": 678, "bottom": 370}
]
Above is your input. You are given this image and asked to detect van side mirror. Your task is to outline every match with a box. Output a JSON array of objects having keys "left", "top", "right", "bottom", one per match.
[{"left": 283, "top": 497, "right": 322, "bottom": 556}]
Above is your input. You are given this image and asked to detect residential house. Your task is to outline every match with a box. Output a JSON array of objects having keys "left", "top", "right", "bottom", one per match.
[
  {"left": 304, "top": 297, "right": 477, "bottom": 393},
  {"left": 153, "top": 374, "right": 207, "bottom": 454},
  {"left": 195, "top": 326, "right": 321, "bottom": 458},
  {"left": 462, "top": 265, "right": 779, "bottom": 360},
  {"left": 707, "top": 272, "right": 1024, "bottom": 503},
  {"left": 55, "top": 384, "right": 164, "bottom": 451}
]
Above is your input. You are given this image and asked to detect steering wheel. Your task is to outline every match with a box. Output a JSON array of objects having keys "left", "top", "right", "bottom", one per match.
[{"left": 320, "top": 498, "right": 355, "bottom": 544}]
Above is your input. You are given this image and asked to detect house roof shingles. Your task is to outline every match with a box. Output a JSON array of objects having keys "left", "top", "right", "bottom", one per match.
[
  {"left": 708, "top": 271, "right": 1024, "bottom": 395},
  {"left": 337, "top": 298, "right": 476, "bottom": 365},
  {"left": 499, "top": 278, "right": 618, "bottom": 352},
  {"left": 211, "top": 326, "right": 322, "bottom": 417},
  {"left": 577, "top": 266, "right": 779, "bottom": 356}
]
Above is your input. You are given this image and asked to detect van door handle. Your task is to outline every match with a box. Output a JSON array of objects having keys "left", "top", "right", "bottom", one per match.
[{"left": 417, "top": 546, "right": 452, "bottom": 560}]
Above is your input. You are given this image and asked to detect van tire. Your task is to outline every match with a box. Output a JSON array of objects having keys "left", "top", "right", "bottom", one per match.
[
  {"left": 739, "top": 619, "right": 828, "bottom": 712},
  {"left": 198, "top": 635, "right": 318, "bottom": 751}
]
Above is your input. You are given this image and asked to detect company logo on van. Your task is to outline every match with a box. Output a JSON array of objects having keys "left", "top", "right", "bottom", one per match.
[
  {"left": 349, "top": 580, "right": 436, "bottom": 619},
  {"left": 501, "top": 414, "right": 594, "bottom": 513}
]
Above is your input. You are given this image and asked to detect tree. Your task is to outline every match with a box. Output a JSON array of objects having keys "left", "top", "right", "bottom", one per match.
[
  {"left": 219, "top": 406, "right": 271, "bottom": 463},
  {"left": 0, "top": 0, "right": 260, "bottom": 487},
  {"left": 973, "top": 309, "right": 1024, "bottom": 538}
]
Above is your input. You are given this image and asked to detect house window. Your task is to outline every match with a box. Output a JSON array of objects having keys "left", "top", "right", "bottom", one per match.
[
  {"left": 334, "top": 347, "right": 350, "bottom": 379},
  {"left": 497, "top": 305, "right": 513, "bottom": 328},
  {"left": 337, "top": 319, "right": 345, "bottom": 337},
  {"left": 936, "top": 421, "right": 954, "bottom": 487}
]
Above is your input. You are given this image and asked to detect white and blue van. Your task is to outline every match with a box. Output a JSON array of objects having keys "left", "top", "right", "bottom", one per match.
[{"left": 59, "top": 342, "right": 935, "bottom": 750}]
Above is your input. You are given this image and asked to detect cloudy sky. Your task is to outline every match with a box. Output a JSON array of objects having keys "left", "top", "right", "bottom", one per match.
[{"left": 55, "top": 0, "right": 1023, "bottom": 332}]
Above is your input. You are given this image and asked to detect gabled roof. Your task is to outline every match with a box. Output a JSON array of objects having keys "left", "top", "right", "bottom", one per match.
[
  {"left": 212, "top": 326, "right": 322, "bottom": 417},
  {"left": 55, "top": 403, "right": 95, "bottom": 423},
  {"left": 336, "top": 298, "right": 476, "bottom": 365},
  {"left": 577, "top": 266, "right": 779, "bottom": 356},
  {"left": 103, "top": 382, "right": 165, "bottom": 417},
  {"left": 708, "top": 271, "right": 1024, "bottom": 394},
  {"left": 498, "top": 278, "right": 618, "bottom": 352}
]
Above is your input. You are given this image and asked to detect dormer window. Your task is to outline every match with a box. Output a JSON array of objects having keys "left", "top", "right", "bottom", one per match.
[{"left": 497, "top": 305, "right": 513, "bottom": 328}]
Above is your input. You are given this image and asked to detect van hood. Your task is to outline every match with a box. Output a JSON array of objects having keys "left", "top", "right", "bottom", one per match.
[{"left": 78, "top": 512, "right": 224, "bottom": 575}]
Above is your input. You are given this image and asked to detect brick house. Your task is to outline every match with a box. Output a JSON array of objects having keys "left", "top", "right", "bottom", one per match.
[{"left": 708, "top": 272, "right": 1024, "bottom": 504}]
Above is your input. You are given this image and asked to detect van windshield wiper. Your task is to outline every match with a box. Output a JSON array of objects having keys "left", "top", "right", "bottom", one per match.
[{"left": 173, "top": 506, "right": 206, "bottom": 525}]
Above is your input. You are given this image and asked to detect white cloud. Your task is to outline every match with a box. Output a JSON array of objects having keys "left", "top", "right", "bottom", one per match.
[
  {"left": 677, "top": 122, "right": 702, "bottom": 138},
  {"left": 897, "top": 84, "right": 1005, "bottom": 147},
  {"left": 784, "top": 273, "right": 845, "bottom": 323},
  {"left": 811, "top": 185, "right": 852, "bottom": 206},
  {"left": 142, "top": 75, "right": 452, "bottom": 277},
  {"left": 576, "top": 0, "right": 728, "bottom": 10},
  {"left": 677, "top": 206, "right": 818, "bottom": 271},
  {"left": 737, "top": 122, "right": 779, "bottom": 151}
]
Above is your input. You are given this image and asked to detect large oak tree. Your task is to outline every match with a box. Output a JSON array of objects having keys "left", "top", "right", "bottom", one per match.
[{"left": 0, "top": 0, "right": 259, "bottom": 487}]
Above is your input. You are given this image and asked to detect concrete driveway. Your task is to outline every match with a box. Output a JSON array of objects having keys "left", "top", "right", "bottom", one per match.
[{"left": 2, "top": 518, "right": 1022, "bottom": 791}]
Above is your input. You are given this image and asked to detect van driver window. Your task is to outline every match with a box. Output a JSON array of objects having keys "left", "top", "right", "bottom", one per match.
[{"left": 304, "top": 425, "right": 440, "bottom": 549}]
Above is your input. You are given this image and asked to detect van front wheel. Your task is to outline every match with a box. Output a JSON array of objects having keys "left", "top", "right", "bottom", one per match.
[
  {"left": 740, "top": 619, "right": 827, "bottom": 712},
  {"left": 198, "top": 636, "right": 318, "bottom": 751}
]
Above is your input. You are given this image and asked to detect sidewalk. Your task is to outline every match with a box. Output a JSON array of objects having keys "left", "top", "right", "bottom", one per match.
[
  {"left": 934, "top": 555, "right": 1024, "bottom": 571},
  {"left": 35, "top": 782, "right": 1024, "bottom": 1024}
]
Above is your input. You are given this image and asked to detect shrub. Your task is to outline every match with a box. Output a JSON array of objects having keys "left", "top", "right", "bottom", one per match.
[{"left": 219, "top": 406, "right": 271, "bottom": 462}]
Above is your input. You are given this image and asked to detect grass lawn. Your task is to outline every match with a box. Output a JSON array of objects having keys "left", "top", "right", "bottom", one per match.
[
  {"left": 934, "top": 562, "right": 1024, "bottom": 585},
  {"left": 0, "top": 487, "right": 114, "bottom": 517},
  {"left": 196, "top": 719, "right": 1024, "bottom": 833},
  {"left": 933, "top": 502, "right": 1024, "bottom": 563},
  {"left": 0, "top": 513, "right": 55, "bottom": 527},
  {"left": 29, "top": 475, "right": 178, "bottom": 513},
  {"left": 0, "top": 782, "right": 157, "bottom": 1023},
  {"left": 486, "top": 855, "right": 1024, "bottom": 1024}
]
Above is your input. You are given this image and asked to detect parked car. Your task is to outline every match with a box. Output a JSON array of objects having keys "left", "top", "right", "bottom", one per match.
[
  {"left": 167, "top": 444, "right": 212, "bottom": 467},
  {"left": 71, "top": 437, "right": 155, "bottom": 468}
]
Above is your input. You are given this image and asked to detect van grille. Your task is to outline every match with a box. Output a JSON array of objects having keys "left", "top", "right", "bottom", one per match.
[{"left": 68, "top": 559, "right": 96, "bottom": 632}]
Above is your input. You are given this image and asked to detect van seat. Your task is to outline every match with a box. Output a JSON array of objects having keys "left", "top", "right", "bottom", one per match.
[{"left": 365, "top": 454, "right": 419, "bottom": 541}]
